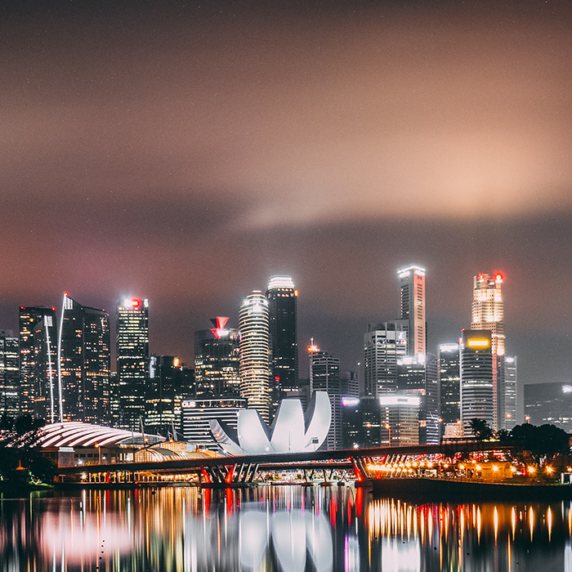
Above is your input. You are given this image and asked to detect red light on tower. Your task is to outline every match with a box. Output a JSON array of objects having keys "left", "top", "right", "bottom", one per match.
[
  {"left": 495, "top": 273, "right": 503, "bottom": 283},
  {"left": 132, "top": 299, "right": 140, "bottom": 307}
]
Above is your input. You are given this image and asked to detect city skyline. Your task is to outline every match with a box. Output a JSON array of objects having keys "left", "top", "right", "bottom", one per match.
[{"left": 1, "top": 0, "right": 572, "bottom": 402}]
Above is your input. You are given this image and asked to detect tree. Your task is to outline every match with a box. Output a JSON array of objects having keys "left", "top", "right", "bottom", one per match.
[
  {"left": 0, "top": 415, "right": 53, "bottom": 485},
  {"left": 469, "top": 418, "right": 493, "bottom": 441},
  {"left": 510, "top": 423, "right": 570, "bottom": 462}
]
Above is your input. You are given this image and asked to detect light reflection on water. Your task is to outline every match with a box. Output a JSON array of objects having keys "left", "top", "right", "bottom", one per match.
[{"left": 1, "top": 485, "right": 572, "bottom": 571}]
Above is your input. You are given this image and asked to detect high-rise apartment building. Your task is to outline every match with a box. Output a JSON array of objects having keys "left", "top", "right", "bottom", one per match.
[
  {"left": 398, "top": 265, "right": 426, "bottom": 357},
  {"left": 116, "top": 298, "right": 149, "bottom": 430},
  {"left": 266, "top": 276, "right": 298, "bottom": 415},
  {"left": 438, "top": 343, "right": 461, "bottom": 430},
  {"left": 239, "top": 291, "right": 271, "bottom": 423},
  {"left": 309, "top": 343, "right": 341, "bottom": 449},
  {"left": 363, "top": 320, "right": 408, "bottom": 396},
  {"left": 0, "top": 332, "right": 19, "bottom": 418},
  {"left": 471, "top": 273, "right": 505, "bottom": 429},
  {"left": 504, "top": 356, "right": 517, "bottom": 430},
  {"left": 58, "top": 293, "right": 110, "bottom": 424},
  {"left": 19, "top": 307, "right": 58, "bottom": 420},
  {"left": 460, "top": 330, "right": 494, "bottom": 435},
  {"left": 194, "top": 317, "right": 240, "bottom": 398}
]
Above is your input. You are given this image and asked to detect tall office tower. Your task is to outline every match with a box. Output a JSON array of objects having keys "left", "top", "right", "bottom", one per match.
[
  {"left": 460, "top": 330, "right": 494, "bottom": 435},
  {"left": 0, "top": 332, "right": 20, "bottom": 418},
  {"left": 19, "top": 307, "right": 58, "bottom": 419},
  {"left": 146, "top": 355, "right": 192, "bottom": 435},
  {"left": 58, "top": 293, "right": 110, "bottom": 424},
  {"left": 239, "top": 291, "right": 271, "bottom": 423},
  {"left": 116, "top": 298, "right": 149, "bottom": 430},
  {"left": 396, "top": 353, "right": 439, "bottom": 444},
  {"left": 266, "top": 276, "right": 299, "bottom": 415},
  {"left": 194, "top": 317, "right": 240, "bottom": 398},
  {"left": 504, "top": 356, "right": 517, "bottom": 430},
  {"left": 438, "top": 343, "right": 461, "bottom": 434},
  {"left": 471, "top": 273, "right": 505, "bottom": 430},
  {"left": 363, "top": 320, "right": 408, "bottom": 396},
  {"left": 309, "top": 342, "right": 342, "bottom": 449},
  {"left": 398, "top": 265, "right": 426, "bottom": 357}
]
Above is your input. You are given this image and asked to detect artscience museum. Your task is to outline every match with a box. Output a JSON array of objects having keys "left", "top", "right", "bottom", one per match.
[{"left": 209, "top": 391, "right": 332, "bottom": 455}]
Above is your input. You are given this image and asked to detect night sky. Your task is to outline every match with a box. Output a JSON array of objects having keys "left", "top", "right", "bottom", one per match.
[{"left": 2, "top": 1, "right": 572, "bottom": 418}]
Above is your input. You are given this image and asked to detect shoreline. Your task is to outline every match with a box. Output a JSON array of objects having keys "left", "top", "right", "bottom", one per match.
[{"left": 372, "top": 477, "right": 572, "bottom": 501}]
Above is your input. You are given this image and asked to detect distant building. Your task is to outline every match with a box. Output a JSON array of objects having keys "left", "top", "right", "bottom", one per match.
[
  {"left": 504, "top": 356, "right": 517, "bottom": 430},
  {"left": 146, "top": 355, "right": 193, "bottom": 436},
  {"left": 380, "top": 395, "right": 420, "bottom": 447},
  {"left": 471, "top": 273, "right": 505, "bottom": 429},
  {"left": 397, "top": 265, "right": 426, "bottom": 357},
  {"left": 524, "top": 382, "right": 572, "bottom": 429},
  {"left": 182, "top": 398, "right": 246, "bottom": 450},
  {"left": 309, "top": 343, "right": 342, "bottom": 449},
  {"left": 0, "top": 332, "right": 19, "bottom": 418},
  {"left": 341, "top": 395, "right": 383, "bottom": 449},
  {"left": 19, "top": 306, "right": 57, "bottom": 418},
  {"left": 438, "top": 343, "right": 461, "bottom": 433},
  {"left": 341, "top": 371, "right": 359, "bottom": 399},
  {"left": 266, "top": 276, "right": 298, "bottom": 415},
  {"left": 363, "top": 320, "right": 408, "bottom": 396},
  {"left": 395, "top": 353, "right": 438, "bottom": 444},
  {"left": 195, "top": 317, "right": 240, "bottom": 399},
  {"left": 460, "top": 330, "right": 494, "bottom": 435},
  {"left": 239, "top": 291, "right": 271, "bottom": 423},
  {"left": 116, "top": 298, "right": 149, "bottom": 430},
  {"left": 58, "top": 293, "right": 110, "bottom": 424}
]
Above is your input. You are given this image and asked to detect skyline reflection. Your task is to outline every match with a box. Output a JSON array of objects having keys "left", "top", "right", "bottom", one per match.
[{"left": 1, "top": 486, "right": 571, "bottom": 570}]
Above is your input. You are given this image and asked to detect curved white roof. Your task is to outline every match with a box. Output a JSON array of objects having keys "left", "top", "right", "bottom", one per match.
[{"left": 39, "top": 422, "right": 164, "bottom": 448}]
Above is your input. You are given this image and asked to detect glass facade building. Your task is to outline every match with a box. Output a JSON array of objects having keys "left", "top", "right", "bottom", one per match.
[
  {"left": 239, "top": 291, "right": 271, "bottom": 423},
  {"left": 0, "top": 332, "right": 19, "bottom": 418},
  {"left": 266, "top": 276, "right": 298, "bottom": 416},
  {"left": 194, "top": 317, "right": 240, "bottom": 398},
  {"left": 460, "top": 330, "right": 494, "bottom": 435},
  {"left": 116, "top": 298, "right": 149, "bottom": 430},
  {"left": 398, "top": 265, "right": 426, "bottom": 357},
  {"left": 471, "top": 273, "right": 505, "bottom": 429},
  {"left": 58, "top": 293, "right": 110, "bottom": 424}
]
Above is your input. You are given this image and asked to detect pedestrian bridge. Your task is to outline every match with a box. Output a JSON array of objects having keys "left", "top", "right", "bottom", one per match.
[{"left": 56, "top": 440, "right": 515, "bottom": 487}]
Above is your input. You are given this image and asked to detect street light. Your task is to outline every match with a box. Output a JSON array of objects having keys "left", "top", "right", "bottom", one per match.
[
  {"left": 95, "top": 443, "right": 101, "bottom": 464},
  {"left": 525, "top": 416, "right": 531, "bottom": 424}
]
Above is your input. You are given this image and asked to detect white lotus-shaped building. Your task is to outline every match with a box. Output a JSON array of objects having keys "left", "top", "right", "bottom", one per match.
[{"left": 209, "top": 391, "right": 331, "bottom": 455}]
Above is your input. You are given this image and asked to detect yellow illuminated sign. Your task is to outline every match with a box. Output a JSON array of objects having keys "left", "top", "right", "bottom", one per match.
[{"left": 467, "top": 338, "right": 490, "bottom": 348}]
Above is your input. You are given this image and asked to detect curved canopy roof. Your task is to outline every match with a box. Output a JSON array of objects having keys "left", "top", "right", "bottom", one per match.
[{"left": 39, "top": 422, "right": 165, "bottom": 448}]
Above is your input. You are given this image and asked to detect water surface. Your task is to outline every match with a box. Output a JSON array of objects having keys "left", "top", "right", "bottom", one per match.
[{"left": 1, "top": 485, "right": 571, "bottom": 571}]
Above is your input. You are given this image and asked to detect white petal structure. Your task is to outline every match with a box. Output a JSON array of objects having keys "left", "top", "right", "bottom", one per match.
[{"left": 209, "top": 391, "right": 331, "bottom": 455}]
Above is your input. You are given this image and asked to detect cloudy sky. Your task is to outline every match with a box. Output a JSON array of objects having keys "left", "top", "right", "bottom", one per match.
[{"left": 1, "top": 0, "right": 571, "bottom": 414}]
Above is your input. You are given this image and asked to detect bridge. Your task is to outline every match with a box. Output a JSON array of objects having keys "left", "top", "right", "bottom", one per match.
[{"left": 56, "top": 440, "right": 515, "bottom": 487}]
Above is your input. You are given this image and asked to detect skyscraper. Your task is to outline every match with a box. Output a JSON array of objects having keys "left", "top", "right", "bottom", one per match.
[
  {"left": 504, "top": 356, "right": 517, "bottom": 430},
  {"left": 471, "top": 273, "right": 505, "bottom": 429},
  {"left": 0, "top": 331, "right": 19, "bottom": 418},
  {"left": 460, "top": 330, "right": 494, "bottom": 435},
  {"left": 194, "top": 317, "right": 240, "bottom": 398},
  {"left": 146, "top": 355, "right": 193, "bottom": 435},
  {"left": 363, "top": 320, "right": 408, "bottom": 396},
  {"left": 309, "top": 342, "right": 341, "bottom": 449},
  {"left": 58, "top": 293, "right": 110, "bottom": 424},
  {"left": 398, "top": 265, "right": 426, "bottom": 357},
  {"left": 116, "top": 298, "right": 149, "bottom": 430},
  {"left": 239, "top": 291, "right": 271, "bottom": 423},
  {"left": 19, "top": 306, "right": 57, "bottom": 419},
  {"left": 438, "top": 343, "right": 461, "bottom": 429},
  {"left": 266, "top": 276, "right": 298, "bottom": 415}
]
